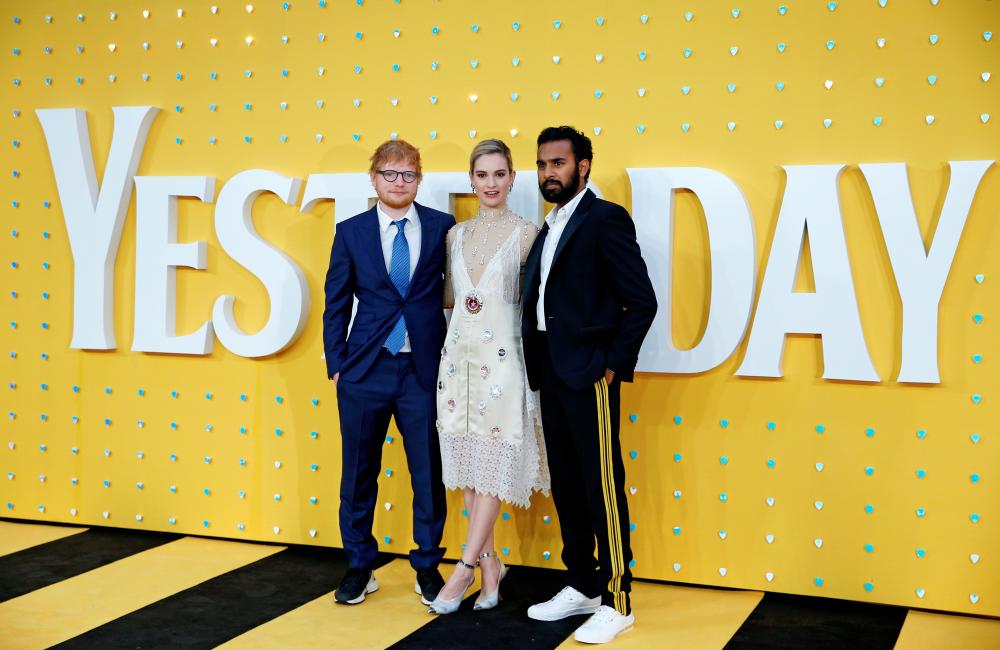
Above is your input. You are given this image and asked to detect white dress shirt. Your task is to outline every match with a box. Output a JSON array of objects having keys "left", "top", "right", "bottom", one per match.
[
  {"left": 377, "top": 201, "right": 421, "bottom": 351},
  {"left": 537, "top": 188, "right": 587, "bottom": 331}
]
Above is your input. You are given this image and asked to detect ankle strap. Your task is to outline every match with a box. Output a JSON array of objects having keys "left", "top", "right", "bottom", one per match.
[
  {"left": 457, "top": 558, "right": 478, "bottom": 569},
  {"left": 478, "top": 551, "right": 498, "bottom": 560}
]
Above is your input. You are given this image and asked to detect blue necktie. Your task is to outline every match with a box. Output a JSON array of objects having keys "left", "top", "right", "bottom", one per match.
[{"left": 384, "top": 219, "right": 410, "bottom": 354}]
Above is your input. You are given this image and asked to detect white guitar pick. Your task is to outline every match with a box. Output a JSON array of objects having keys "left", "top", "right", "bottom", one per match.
[
  {"left": 765, "top": 572, "right": 774, "bottom": 582},
  {"left": 672, "top": 562, "right": 681, "bottom": 572},
  {"left": 718, "top": 567, "right": 728, "bottom": 576},
  {"left": 814, "top": 538, "right": 824, "bottom": 548},
  {"left": 765, "top": 534, "right": 775, "bottom": 544},
  {"left": 970, "top": 553, "right": 981, "bottom": 564}
]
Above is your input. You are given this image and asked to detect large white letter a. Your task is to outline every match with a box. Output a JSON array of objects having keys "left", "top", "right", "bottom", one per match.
[{"left": 737, "top": 165, "right": 880, "bottom": 382}]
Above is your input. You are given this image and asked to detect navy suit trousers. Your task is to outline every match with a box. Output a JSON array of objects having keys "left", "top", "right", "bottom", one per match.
[{"left": 336, "top": 350, "right": 446, "bottom": 570}]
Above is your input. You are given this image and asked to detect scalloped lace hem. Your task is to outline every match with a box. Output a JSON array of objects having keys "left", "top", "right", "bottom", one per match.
[{"left": 442, "top": 481, "right": 550, "bottom": 509}]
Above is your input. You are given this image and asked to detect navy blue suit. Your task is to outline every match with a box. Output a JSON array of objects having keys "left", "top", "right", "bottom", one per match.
[{"left": 323, "top": 202, "right": 455, "bottom": 570}]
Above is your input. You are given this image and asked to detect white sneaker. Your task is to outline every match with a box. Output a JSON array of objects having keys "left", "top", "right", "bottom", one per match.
[
  {"left": 527, "top": 586, "right": 601, "bottom": 621},
  {"left": 574, "top": 605, "right": 635, "bottom": 644}
]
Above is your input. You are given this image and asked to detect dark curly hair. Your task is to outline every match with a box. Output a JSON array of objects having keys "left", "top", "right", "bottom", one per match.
[{"left": 536, "top": 126, "right": 593, "bottom": 182}]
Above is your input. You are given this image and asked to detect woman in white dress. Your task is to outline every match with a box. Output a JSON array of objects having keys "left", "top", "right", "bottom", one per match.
[{"left": 429, "top": 139, "right": 550, "bottom": 614}]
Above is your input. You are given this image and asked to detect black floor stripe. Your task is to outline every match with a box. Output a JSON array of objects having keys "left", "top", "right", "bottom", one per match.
[
  {"left": 389, "top": 564, "right": 584, "bottom": 650},
  {"left": 52, "top": 546, "right": 392, "bottom": 649},
  {"left": 0, "top": 527, "right": 182, "bottom": 602},
  {"left": 725, "top": 592, "right": 908, "bottom": 650}
]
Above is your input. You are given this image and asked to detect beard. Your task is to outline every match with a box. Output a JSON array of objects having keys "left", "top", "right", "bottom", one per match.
[
  {"left": 539, "top": 167, "right": 581, "bottom": 204},
  {"left": 378, "top": 189, "right": 415, "bottom": 209}
]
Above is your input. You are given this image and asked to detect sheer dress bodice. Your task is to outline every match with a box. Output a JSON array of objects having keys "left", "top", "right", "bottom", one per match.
[{"left": 436, "top": 209, "right": 549, "bottom": 508}]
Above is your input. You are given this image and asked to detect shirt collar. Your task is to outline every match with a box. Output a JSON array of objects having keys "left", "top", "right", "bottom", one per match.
[
  {"left": 545, "top": 187, "right": 588, "bottom": 227},
  {"left": 377, "top": 201, "right": 419, "bottom": 233}
]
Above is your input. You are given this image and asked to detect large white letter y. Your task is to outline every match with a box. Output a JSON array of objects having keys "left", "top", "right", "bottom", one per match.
[{"left": 36, "top": 106, "right": 160, "bottom": 349}]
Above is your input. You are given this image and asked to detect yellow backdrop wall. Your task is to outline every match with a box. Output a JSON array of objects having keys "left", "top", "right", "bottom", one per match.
[{"left": 1, "top": 0, "right": 997, "bottom": 616}]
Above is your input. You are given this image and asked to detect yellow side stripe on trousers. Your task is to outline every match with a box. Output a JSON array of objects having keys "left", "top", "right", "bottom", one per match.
[
  {"left": 596, "top": 378, "right": 626, "bottom": 614},
  {"left": 601, "top": 379, "right": 626, "bottom": 615},
  {"left": 599, "top": 379, "right": 623, "bottom": 614}
]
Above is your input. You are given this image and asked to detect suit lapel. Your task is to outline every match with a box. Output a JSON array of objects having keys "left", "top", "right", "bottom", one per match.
[
  {"left": 360, "top": 207, "right": 402, "bottom": 298},
  {"left": 551, "top": 189, "right": 596, "bottom": 269},
  {"left": 411, "top": 202, "right": 437, "bottom": 284},
  {"left": 523, "top": 223, "right": 548, "bottom": 299}
]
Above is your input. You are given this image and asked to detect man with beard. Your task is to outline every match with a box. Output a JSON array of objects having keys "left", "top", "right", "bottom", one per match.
[
  {"left": 521, "top": 126, "right": 657, "bottom": 644},
  {"left": 323, "top": 140, "right": 453, "bottom": 607}
]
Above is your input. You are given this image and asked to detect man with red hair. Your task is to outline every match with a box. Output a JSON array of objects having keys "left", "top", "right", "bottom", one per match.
[{"left": 323, "top": 140, "right": 455, "bottom": 606}]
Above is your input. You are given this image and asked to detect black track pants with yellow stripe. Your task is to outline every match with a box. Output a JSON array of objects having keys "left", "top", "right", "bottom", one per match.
[{"left": 538, "top": 357, "right": 633, "bottom": 615}]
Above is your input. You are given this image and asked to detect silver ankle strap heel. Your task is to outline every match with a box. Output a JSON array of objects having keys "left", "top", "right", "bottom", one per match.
[
  {"left": 473, "top": 551, "right": 507, "bottom": 611},
  {"left": 428, "top": 557, "right": 478, "bottom": 615}
]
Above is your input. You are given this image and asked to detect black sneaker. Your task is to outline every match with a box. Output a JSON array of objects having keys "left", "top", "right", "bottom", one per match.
[
  {"left": 335, "top": 568, "right": 378, "bottom": 605},
  {"left": 414, "top": 567, "right": 445, "bottom": 605}
]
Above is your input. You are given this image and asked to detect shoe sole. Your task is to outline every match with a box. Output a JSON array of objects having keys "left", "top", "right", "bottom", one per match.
[
  {"left": 336, "top": 577, "right": 378, "bottom": 605},
  {"left": 574, "top": 623, "right": 634, "bottom": 644},
  {"left": 527, "top": 604, "right": 600, "bottom": 621},
  {"left": 414, "top": 581, "right": 433, "bottom": 606}
]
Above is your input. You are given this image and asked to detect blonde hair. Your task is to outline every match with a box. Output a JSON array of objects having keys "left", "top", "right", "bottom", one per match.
[
  {"left": 469, "top": 139, "right": 513, "bottom": 174},
  {"left": 369, "top": 140, "right": 422, "bottom": 177}
]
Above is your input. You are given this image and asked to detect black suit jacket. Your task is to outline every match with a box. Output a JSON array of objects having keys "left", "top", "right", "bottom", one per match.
[{"left": 521, "top": 189, "right": 657, "bottom": 391}]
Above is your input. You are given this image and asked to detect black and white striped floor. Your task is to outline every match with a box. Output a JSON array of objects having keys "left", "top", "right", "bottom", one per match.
[{"left": 1, "top": 519, "right": 997, "bottom": 649}]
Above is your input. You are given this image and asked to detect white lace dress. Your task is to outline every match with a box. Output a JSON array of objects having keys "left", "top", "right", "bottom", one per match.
[{"left": 436, "top": 212, "right": 550, "bottom": 508}]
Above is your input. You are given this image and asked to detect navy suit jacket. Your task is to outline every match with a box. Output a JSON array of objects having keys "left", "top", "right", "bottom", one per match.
[
  {"left": 323, "top": 203, "right": 456, "bottom": 391},
  {"left": 522, "top": 189, "right": 657, "bottom": 391}
]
